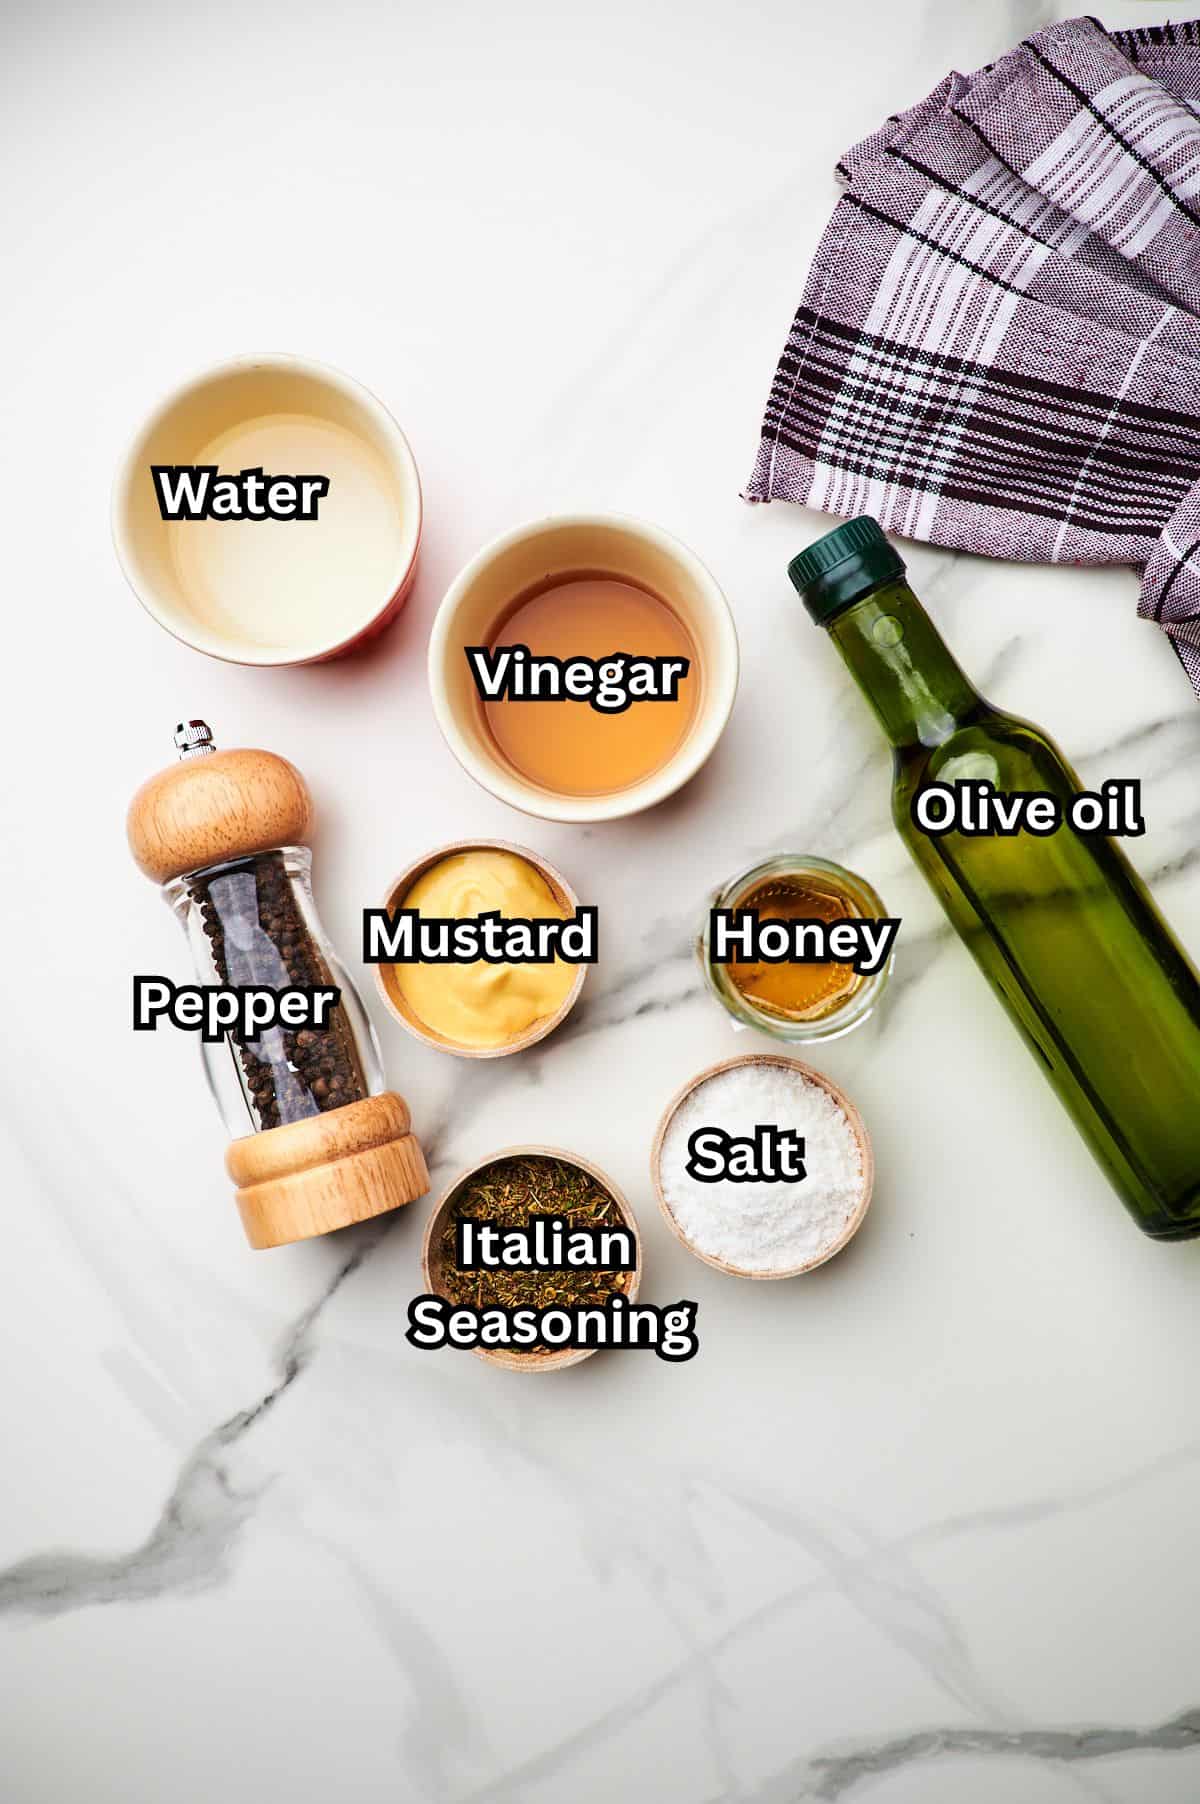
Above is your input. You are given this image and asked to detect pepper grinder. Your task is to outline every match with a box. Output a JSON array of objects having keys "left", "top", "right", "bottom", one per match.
[{"left": 127, "top": 721, "right": 429, "bottom": 1249}]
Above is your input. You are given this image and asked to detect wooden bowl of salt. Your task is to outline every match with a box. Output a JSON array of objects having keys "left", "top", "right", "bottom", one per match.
[{"left": 650, "top": 1053, "right": 874, "bottom": 1280}]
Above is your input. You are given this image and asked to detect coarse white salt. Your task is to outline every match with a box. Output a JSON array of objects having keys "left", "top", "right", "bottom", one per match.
[{"left": 659, "top": 1063, "right": 866, "bottom": 1275}]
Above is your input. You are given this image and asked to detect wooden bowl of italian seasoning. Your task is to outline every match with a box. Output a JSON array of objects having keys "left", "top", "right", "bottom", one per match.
[{"left": 421, "top": 1146, "right": 643, "bottom": 1371}]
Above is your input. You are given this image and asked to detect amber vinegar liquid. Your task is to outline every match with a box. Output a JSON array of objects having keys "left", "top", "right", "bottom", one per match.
[{"left": 482, "top": 575, "right": 699, "bottom": 796}]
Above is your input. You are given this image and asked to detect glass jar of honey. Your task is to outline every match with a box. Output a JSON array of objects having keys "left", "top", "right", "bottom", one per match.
[{"left": 698, "top": 855, "right": 893, "bottom": 1043}]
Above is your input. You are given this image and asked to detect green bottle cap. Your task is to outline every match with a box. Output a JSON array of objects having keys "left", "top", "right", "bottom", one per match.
[{"left": 787, "top": 516, "right": 906, "bottom": 624}]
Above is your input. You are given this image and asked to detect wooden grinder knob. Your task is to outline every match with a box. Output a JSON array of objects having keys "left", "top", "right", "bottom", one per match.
[{"left": 127, "top": 734, "right": 313, "bottom": 883}]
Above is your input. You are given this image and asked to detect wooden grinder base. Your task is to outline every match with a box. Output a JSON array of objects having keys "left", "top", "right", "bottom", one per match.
[{"left": 225, "top": 1091, "right": 429, "bottom": 1250}]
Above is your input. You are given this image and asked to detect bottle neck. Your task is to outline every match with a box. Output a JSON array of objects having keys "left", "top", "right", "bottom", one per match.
[{"left": 824, "top": 578, "right": 982, "bottom": 749}]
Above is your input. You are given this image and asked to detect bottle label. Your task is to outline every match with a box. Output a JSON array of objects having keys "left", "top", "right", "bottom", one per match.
[
  {"left": 132, "top": 976, "right": 339, "bottom": 1042},
  {"left": 911, "top": 778, "right": 1145, "bottom": 838},
  {"left": 361, "top": 906, "right": 598, "bottom": 964},
  {"left": 151, "top": 465, "right": 330, "bottom": 522},
  {"left": 708, "top": 909, "right": 899, "bottom": 977},
  {"left": 465, "top": 646, "right": 690, "bottom": 713}
]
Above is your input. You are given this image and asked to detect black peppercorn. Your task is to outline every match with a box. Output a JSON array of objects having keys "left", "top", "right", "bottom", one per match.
[{"left": 189, "top": 851, "right": 368, "bottom": 1131}]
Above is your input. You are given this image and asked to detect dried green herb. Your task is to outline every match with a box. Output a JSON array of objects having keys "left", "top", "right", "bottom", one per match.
[{"left": 438, "top": 1155, "right": 629, "bottom": 1339}]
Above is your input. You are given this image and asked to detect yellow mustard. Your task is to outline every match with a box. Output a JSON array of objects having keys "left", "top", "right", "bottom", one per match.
[{"left": 392, "top": 849, "right": 576, "bottom": 1048}]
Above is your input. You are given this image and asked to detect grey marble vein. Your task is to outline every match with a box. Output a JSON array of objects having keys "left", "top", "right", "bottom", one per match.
[
  {"left": 556, "top": 938, "right": 703, "bottom": 1041},
  {"left": 744, "top": 1706, "right": 1200, "bottom": 1802},
  {"left": 456, "top": 1435, "right": 1200, "bottom": 1804},
  {"left": 0, "top": 1230, "right": 375, "bottom": 1617},
  {"left": 0, "top": 1092, "right": 476, "bottom": 1622},
  {"left": 1072, "top": 709, "right": 1198, "bottom": 769}
]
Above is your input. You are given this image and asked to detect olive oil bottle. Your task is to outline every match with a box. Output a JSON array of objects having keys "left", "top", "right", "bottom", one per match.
[{"left": 789, "top": 517, "right": 1200, "bottom": 1239}]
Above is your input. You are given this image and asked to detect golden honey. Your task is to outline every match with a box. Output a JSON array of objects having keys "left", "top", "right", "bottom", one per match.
[{"left": 727, "top": 873, "right": 862, "bottom": 1021}]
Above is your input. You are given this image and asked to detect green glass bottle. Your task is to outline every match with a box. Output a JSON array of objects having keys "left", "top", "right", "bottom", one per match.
[{"left": 788, "top": 517, "right": 1200, "bottom": 1239}]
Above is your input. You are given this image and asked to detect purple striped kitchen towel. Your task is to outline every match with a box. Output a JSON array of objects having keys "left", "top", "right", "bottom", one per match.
[{"left": 746, "top": 15, "right": 1200, "bottom": 696}]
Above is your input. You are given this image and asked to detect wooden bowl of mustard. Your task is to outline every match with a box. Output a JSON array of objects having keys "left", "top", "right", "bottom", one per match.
[{"left": 374, "top": 840, "right": 587, "bottom": 1058}]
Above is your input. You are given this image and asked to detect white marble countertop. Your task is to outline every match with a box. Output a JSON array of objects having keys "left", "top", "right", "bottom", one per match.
[{"left": 5, "top": 2, "right": 1200, "bottom": 1799}]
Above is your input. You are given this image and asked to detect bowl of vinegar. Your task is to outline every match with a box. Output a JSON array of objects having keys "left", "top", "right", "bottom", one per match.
[{"left": 428, "top": 514, "right": 739, "bottom": 823}]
